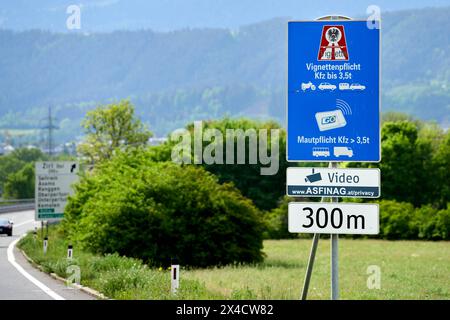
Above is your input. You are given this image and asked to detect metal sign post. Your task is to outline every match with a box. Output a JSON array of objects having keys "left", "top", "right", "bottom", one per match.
[
  {"left": 330, "top": 163, "right": 339, "bottom": 300},
  {"left": 331, "top": 234, "right": 339, "bottom": 299},
  {"left": 301, "top": 232, "right": 319, "bottom": 300},
  {"left": 301, "top": 162, "right": 332, "bottom": 300}
]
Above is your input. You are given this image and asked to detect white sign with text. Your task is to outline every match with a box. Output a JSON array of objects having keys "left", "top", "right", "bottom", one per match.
[
  {"left": 35, "top": 161, "right": 79, "bottom": 221},
  {"left": 288, "top": 202, "right": 379, "bottom": 235}
]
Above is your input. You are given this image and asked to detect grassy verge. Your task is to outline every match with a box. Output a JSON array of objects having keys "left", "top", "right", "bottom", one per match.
[
  {"left": 18, "top": 226, "right": 450, "bottom": 300},
  {"left": 18, "top": 226, "right": 222, "bottom": 299}
]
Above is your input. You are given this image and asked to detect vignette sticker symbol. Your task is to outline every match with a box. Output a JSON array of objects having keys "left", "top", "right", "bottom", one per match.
[{"left": 318, "top": 26, "right": 349, "bottom": 60}]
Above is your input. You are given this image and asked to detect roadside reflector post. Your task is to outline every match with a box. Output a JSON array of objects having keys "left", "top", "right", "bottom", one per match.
[
  {"left": 43, "top": 237, "right": 48, "bottom": 254},
  {"left": 171, "top": 258, "right": 180, "bottom": 294},
  {"left": 67, "top": 244, "right": 73, "bottom": 260},
  {"left": 33, "top": 227, "right": 37, "bottom": 243}
]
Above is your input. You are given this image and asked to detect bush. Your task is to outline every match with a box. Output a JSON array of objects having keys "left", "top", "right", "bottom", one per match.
[
  {"left": 378, "top": 200, "right": 417, "bottom": 239},
  {"left": 159, "top": 118, "right": 289, "bottom": 211},
  {"left": 263, "top": 198, "right": 450, "bottom": 241},
  {"left": 3, "top": 163, "right": 35, "bottom": 199},
  {"left": 63, "top": 149, "right": 265, "bottom": 268},
  {"left": 264, "top": 197, "right": 297, "bottom": 239},
  {"left": 415, "top": 204, "right": 450, "bottom": 240},
  {"left": 378, "top": 200, "right": 450, "bottom": 240}
]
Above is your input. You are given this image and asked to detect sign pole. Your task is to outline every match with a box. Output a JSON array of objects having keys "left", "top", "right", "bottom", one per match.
[
  {"left": 301, "top": 162, "right": 334, "bottom": 300},
  {"left": 300, "top": 14, "right": 339, "bottom": 300},
  {"left": 330, "top": 162, "right": 339, "bottom": 300},
  {"left": 301, "top": 233, "right": 319, "bottom": 299},
  {"left": 331, "top": 233, "right": 339, "bottom": 299},
  {"left": 287, "top": 14, "right": 381, "bottom": 301}
]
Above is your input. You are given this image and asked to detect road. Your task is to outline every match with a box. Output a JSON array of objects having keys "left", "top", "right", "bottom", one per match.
[{"left": 0, "top": 210, "right": 95, "bottom": 300}]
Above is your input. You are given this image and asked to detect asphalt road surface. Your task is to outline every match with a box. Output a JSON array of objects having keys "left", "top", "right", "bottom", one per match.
[{"left": 0, "top": 210, "right": 95, "bottom": 300}]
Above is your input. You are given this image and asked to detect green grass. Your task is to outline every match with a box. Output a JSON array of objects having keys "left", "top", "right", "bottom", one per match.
[
  {"left": 18, "top": 227, "right": 222, "bottom": 300},
  {"left": 18, "top": 228, "right": 450, "bottom": 300},
  {"left": 184, "top": 239, "right": 450, "bottom": 300}
]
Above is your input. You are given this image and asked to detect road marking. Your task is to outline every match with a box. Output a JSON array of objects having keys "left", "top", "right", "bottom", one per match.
[
  {"left": 13, "top": 219, "right": 35, "bottom": 228},
  {"left": 7, "top": 236, "right": 65, "bottom": 300}
]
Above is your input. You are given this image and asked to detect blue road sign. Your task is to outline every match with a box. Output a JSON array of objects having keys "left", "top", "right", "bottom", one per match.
[{"left": 287, "top": 20, "right": 380, "bottom": 162}]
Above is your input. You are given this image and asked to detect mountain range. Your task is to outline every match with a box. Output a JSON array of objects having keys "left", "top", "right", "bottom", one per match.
[{"left": 0, "top": 6, "right": 449, "bottom": 143}]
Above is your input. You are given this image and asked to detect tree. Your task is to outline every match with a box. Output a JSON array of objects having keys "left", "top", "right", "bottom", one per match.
[
  {"left": 349, "top": 119, "right": 448, "bottom": 208},
  {"left": 0, "top": 156, "right": 24, "bottom": 193},
  {"left": 165, "top": 118, "right": 289, "bottom": 211},
  {"left": 3, "top": 163, "right": 35, "bottom": 199},
  {"left": 11, "top": 148, "right": 46, "bottom": 163},
  {"left": 432, "top": 131, "right": 450, "bottom": 208},
  {"left": 380, "top": 121, "right": 425, "bottom": 205},
  {"left": 63, "top": 149, "right": 265, "bottom": 267},
  {"left": 0, "top": 148, "right": 47, "bottom": 198},
  {"left": 264, "top": 197, "right": 298, "bottom": 239},
  {"left": 77, "top": 100, "right": 152, "bottom": 163}
]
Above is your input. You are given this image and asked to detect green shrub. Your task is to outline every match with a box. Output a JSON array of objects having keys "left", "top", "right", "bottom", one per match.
[
  {"left": 63, "top": 150, "right": 265, "bottom": 268},
  {"left": 378, "top": 200, "right": 450, "bottom": 240},
  {"left": 378, "top": 200, "right": 417, "bottom": 239},
  {"left": 434, "top": 206, "right": 450, "bottom": 240},
  {"left": 263, "top": 197, "right": 297, "bottom": 239},
  {"left": 416, "top": 204, "right": 450, "bottom": 240},
  {"left": 88, "top": 253, "right": 142, "bottom": 273}
]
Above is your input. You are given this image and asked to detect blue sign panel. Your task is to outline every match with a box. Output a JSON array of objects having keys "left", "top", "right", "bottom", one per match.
[{"left": 287, "top": 20, "right": 380, "bottom": 162}]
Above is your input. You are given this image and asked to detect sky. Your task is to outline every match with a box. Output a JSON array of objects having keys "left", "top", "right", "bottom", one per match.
[{"left": 0, "top": 0, "right": 449, "bottom": 32}]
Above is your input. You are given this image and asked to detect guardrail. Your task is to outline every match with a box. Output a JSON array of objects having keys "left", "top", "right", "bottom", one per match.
[{"left": 0, "top": 199, "right": 35, "bottom": 213}]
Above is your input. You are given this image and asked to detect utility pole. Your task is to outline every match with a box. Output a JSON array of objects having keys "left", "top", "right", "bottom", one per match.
[{"left": 41, "top": 106, "right": 59, "bottom": 157}]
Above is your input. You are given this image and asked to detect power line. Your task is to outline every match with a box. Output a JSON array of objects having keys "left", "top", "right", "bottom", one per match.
[{"left": 41, "top": 106, "right": 59, "bottom": 157}]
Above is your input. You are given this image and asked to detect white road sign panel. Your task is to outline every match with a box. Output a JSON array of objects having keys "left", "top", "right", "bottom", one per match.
[
  {"left": 286, "top": 167, "right": 380, "bottom": 198},
  {"left": 288, "top": 202, "right": 379, "bottom": 235},
  {"left": 35, "top": 161, "right": 79, "bottom": 221}
]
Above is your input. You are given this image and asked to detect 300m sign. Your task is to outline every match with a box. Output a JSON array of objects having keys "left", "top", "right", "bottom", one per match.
[{"left": 288, "top": 203, "right": 379, "bottom": 235}]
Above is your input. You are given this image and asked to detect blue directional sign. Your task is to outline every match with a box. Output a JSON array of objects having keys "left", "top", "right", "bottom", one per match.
[{"left": 287, "top": 20, "right": 380, "bottom": 162}]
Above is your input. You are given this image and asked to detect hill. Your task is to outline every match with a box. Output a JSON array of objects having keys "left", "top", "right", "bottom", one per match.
[
  {"left": 0, "top": 7, "right": 449, "bottom": 142},
  {"left": 1, "top": 0, "right": 448, "bottom": 32}
]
